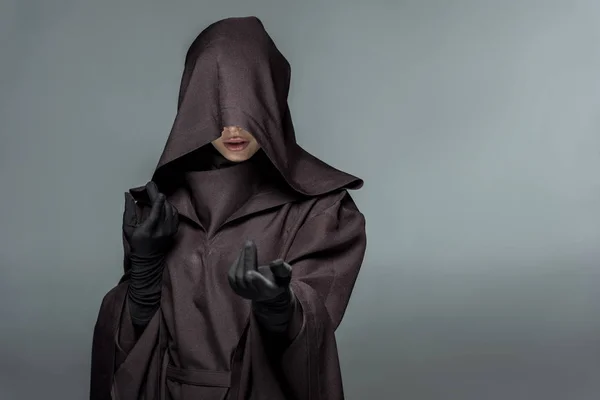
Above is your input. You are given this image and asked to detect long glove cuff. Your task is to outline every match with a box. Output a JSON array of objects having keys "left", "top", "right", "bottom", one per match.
[
  {"left": 129, "top": 254, "right": 164, "bottom": 286},
  {"left": 127, "top": 254, "right": 165, "bottom": 334}
]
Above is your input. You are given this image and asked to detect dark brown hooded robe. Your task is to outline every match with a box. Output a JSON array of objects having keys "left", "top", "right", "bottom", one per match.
[{"left": 90, "top": 16, "right": 366, "bottom": 400}]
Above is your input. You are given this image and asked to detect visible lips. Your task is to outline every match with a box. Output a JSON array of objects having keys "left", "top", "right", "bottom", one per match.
[
  {"left": 223, "top": 138, "right": 247, "bottom": 144},
  {"left": 223, "top": 138, "right": 249, "bottom": 151}
]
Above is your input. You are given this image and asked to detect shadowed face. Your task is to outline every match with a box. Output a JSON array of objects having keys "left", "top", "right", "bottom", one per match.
[{"left": 211, "top": 126, "right": 261, "bottom": 162}]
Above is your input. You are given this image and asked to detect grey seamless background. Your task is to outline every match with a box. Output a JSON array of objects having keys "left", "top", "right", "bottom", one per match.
[{"left": 1, "top": 0, "right": 600, "bottom": 399}]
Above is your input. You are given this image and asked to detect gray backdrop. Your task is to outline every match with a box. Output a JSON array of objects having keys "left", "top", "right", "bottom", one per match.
[{"left": 1, "top": 0, "right": 599, "bottom": 399}]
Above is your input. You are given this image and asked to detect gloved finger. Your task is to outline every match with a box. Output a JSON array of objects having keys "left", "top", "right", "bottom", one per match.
[
  {"left": 165, "top": 201, "right": 177, "bottom": 221},
  {"left": 168, "top": 203, "right": 179, "bottom": 234},
  {"left": 244, "top": 270, "right": 260, "bottom": 293},
  {"left": 235, "top": 246, "right": 248, "bottom": 291},
  {"left": 141, "top": 192, "right": 165, "bottom": 231},
  {"left": 123, "top": 192, "right": 138, "bottom": 227},
  {"left": 269, "top": 259, "right": 292, "bottom": 279},
  {"left": 227, "top": 251, "right": 242, "bottom": 290},
  {"left": 243, "top": 240, "right": 257, "bottom": 276},
  {"left": 246, "top": 270, "right": 278, "bottom": 294},
  {"left": 145, "top": 181, "right": 160, "bottom": 203},
  {"left": 163, "top": 201, "right": 173, "bottom": 231}
]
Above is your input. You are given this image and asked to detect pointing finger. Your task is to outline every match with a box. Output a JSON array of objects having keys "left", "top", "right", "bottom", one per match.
[
  {"left": 145, "top": 181, "right": 160, "bottom": 203},
  {"left": 141, "top": 192, "right": 165, "bottom": 231},
  {"left": 243, "top": 240, "right": 257, "bottom": 275}
]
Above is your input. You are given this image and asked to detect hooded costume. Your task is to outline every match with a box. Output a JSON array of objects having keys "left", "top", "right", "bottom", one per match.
[{"left": 90, "top": 16, "right": 366, "bottom": 400}]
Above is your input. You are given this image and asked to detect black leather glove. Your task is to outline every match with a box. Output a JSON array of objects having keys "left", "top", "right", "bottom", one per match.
[
  {"left": 122, "top": 181, "right": 179, "bottom": 334},
  {"left": 228, "top": 240, "right": 294, "bottom": 334}
]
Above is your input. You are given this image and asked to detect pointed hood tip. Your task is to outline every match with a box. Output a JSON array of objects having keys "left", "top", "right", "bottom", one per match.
[{"left": 153, "top": 17, "right": 363, "bottom": 197}]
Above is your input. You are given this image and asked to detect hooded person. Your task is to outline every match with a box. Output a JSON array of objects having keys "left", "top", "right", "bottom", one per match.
[{"left": 90, "top": 16, "right": 366, "bottom": 400}]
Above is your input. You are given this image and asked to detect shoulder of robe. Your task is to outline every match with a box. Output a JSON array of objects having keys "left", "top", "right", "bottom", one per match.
[{"left": 299, "top": 189, "right": 361, "bottom": 221}]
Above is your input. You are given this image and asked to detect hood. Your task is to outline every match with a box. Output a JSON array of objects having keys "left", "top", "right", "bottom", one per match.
[{"left": 152, "top": 16, "right": 363, "bottom": 196}]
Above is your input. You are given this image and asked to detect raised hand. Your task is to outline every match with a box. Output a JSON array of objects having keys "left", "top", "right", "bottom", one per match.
[
  {"left": 122, "top": 181, "right": 179, "bottom": 257},
  {"left": 122, "top": 181, "right": 179, "bottom": 335},
  {"left": 227, "top": 240, "right": 292, "bottom": 303}
]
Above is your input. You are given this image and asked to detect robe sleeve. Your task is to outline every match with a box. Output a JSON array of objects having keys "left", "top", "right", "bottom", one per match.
[
  {"left": 90, "top": 205, "right": 164, "bottom": 400},
  {"left": 242, "top": 191, "right": 367, "bottom": 400},
  {"left": 90, "top": 279, "right": 164, "bottom": 400}
]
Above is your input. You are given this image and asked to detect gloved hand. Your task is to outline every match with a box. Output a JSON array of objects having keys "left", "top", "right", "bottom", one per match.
[
  {"left": 123, "top": 181, "right": 179, "bottom": 334},
  {"left": 228, "top": 240, "right": 294, "bottom": 333},
  {"left": 123, "top": 181, "right": 179, "bottom": 258}
]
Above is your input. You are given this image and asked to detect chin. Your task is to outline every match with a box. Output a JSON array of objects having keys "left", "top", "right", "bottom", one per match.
[{"left": 223, "top": 152, "right": 252, "bottom": 162}]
